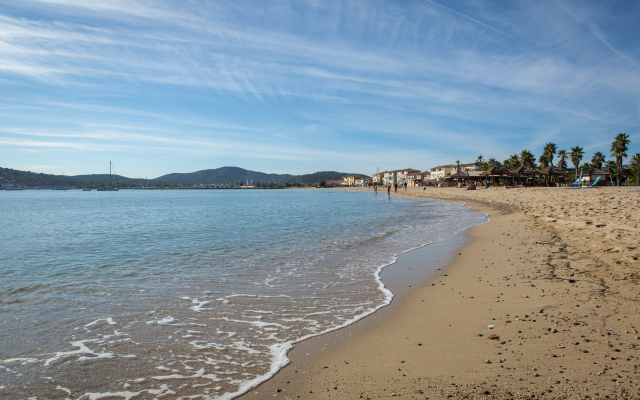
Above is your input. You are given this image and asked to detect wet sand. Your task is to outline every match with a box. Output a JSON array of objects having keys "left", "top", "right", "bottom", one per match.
[{"left": 240, "top": 186, "right": 640, "bottom": 399}]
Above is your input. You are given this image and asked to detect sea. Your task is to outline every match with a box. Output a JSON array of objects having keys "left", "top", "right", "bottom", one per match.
[{"left": 0, "top": 189, "right": 487, "bottom": 399}]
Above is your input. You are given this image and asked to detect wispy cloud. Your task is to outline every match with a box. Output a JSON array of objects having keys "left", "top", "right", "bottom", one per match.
[{"left": 0, "top": 0, "right": 638, "bottom": 175}]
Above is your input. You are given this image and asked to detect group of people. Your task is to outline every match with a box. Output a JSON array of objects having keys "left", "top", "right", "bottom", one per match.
[{"left": 372, "top": 181, "right": 407, "bottom": 194}]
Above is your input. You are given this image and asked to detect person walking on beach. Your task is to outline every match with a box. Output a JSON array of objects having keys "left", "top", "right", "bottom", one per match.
[
  {"left": 394, "top": 183, "right": 398, "bottom": 193},
  {"left": 387, "top": 184, "right": 391, "bottom": 195},
  {"left": 404, "top": 182, "right": 407, "bottom": 191}
]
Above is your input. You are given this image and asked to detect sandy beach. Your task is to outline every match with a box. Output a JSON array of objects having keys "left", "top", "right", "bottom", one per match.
[{"left": 240, "top": 186, "right": 640, "bottom": 399}]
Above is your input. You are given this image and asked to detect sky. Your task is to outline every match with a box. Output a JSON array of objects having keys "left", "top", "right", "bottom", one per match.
[{"left": 1, "top": 0, "right": 639, "bottom": 178}]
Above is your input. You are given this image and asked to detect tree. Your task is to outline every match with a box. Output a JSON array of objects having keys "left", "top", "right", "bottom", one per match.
[
  {"left": 630, "top": 153, "right": 640, "bottom": 186},
  {"left": 477, "top": 155, "right": 483, "bottom": 164},
  {"left": 507, "top": 153, "right": 520, "bottom": 169},
  {"left": 611, "top": 133, "right": 630, "bottom": 186},
  {"left": 319, "top": 179, "right": 326, "bottom": 187},
  {"left": 455, "top": 160, "right": 461, "bottom": 172},
  {"left": 557, "top": 150, "right": 568, "bottom": 169},
  {"left": 503, "top": 155, "right": 520, "bottom": 170},
  {"left": 591, "top": 151, "right": 605, "bottom": 169},
  {"left": 605, "top": 160, "right": 617, "bottom": 180},
  {"left": 569, "top": 146, "right": 584, "bottom": 178},
  {"left": 519, "top": 149, "right": 536, "bottom": 168},
  {"left": 543, "top": 142, "right": 557, "bottom": 166},
  {"left": 486, "top": 158, "right": 500, "bottom": 167},
  {"left": 538, "top": 154, "right": 549, "bottom": 168}
]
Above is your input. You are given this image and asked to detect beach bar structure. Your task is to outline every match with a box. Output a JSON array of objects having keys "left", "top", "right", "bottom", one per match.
[
  {"left": 510, "top": 165, "right": 537, "bottom": 184},
  {"left": 481, "top": 164, "right": 512, "bottom": 185},
  {"left": 579, "top": 168, "right": 611, "bottom": 186},
  {"left": 538, "top": 166, "right": 570, "bottom": 185}
]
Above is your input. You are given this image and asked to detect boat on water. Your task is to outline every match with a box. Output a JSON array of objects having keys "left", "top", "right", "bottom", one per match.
[
  {"left": 83, "top": 188, "right": 92, "bottom": 191},
  {"left": 4, "top": 188, "right": 23, "bottom": 191},
  {"left": 55, "top": 173, "right": 69, "bottom": 190},
  {"left": 97, "top": 161, "right": 120, "bottom": 191}
]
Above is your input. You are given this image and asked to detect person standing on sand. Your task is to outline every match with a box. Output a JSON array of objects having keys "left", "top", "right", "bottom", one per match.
[
  {"left": 394, "top": 183, "right": 398, "bottom": 192},
  {"left": 404, "top": 182, "right": 407, "bottom": 191}
]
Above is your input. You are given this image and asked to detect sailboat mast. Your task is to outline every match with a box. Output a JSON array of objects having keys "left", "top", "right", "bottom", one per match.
[{"left": 110, "top": 161, "right": 112, "bottom": 187}]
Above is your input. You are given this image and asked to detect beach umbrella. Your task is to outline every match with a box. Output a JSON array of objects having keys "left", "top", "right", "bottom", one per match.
[
  {"left": 481, "top": 164, "right": 512, "bottom": 185},
  {"left": 537, "top": 166, "right": 570, "bottom": 185},
  {"left": 510, "top": 165, "right": 537, "bottom": 184}
]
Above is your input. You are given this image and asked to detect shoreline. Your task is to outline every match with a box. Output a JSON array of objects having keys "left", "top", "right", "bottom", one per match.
[
  {"left": 239, "top": 186, "right": 640, "bottom": 399},
  {"left": 238, "top": 195, "right": 483, "bottom": 400}
]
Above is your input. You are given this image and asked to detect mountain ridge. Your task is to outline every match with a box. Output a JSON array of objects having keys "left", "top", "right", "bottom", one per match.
[{"left": 1, "top": 166, "right": 369, "bottom": 187}]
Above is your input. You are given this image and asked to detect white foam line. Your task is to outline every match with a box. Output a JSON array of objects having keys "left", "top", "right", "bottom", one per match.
[
  {"left": 56, "top": 385, "right": 72, "bottom": 394},
  {"left": 85, "top": 317, "right": 117, "bottom": 327},
  {"left": 44, "top": 341, "right": 113, "bottom": 366},
  {"left": 217, "top": 200, "right": 489, "bottom": 400},
  {"left": 82, "top": 384, "right": 174, "bottom": 400},
  {"left": 1, "top": 358, "right": 38, "bottom": 365},
  {"left": 152, "top": 368, "right": 221, "bottom": 382},
  {"left": 217, "top": 318, "right": 288, "bottom": 329},
  {"left": 145, "top": 316, "right": 175, "bottom": 325}
]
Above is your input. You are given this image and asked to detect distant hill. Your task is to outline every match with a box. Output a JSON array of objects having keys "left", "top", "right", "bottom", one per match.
[
  {"left": 153, "top": 167, "right": 294, "bottom": 184},
  {"left": 71, "top": 174, "right": 148, "bottom": 186},
  {"left": 1, "top": 166, "right": 369, "bottom": 187}
]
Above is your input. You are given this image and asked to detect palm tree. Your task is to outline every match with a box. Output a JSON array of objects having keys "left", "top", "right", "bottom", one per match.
[
  {"left": 486, "top": 158, "right": 500, "bottom": 168},
  {"left": 538, "top": 154, "right": 549, "bottom": 168},
  {"left": 455, "top": 160, "right": 461, "bottom": 172},
  {"left": 557, "top": 150, "right": 568, "bottom": 169},
  {"left": 611, "top": 133, "right": 630, "bottom": 186},
  {"left": 503, "top": 154, "right": 520, "bottom": 170},
  {"left": 519, "top": 149, "right": 536, "bottom": 168},
  {"left": 579, "top": 162, "right": 593, "bottom": 171},
  {"left": 631, "top": 153, "right": 640, "bottom": 186},
  {"left": 508, "top": 153, "right": 520, "bottom": 169},
  {"left": 543, "top": 142, "right": 557, "bottom": 166},
  {"left": 605, "top": 160, "right": 617, "bottom": 174},
  {"left": 591, "top": 151, "right": 605, "bottom": 169},
  {"left": 569, "top": 146, "right": 584, "bottom": 178}
]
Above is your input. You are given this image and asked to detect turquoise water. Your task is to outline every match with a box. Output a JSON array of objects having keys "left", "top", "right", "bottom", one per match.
[{"left": 0, "top": 189, "right": 487, "bottom": 399}]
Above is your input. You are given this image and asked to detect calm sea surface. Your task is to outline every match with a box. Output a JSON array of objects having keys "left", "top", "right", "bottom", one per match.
[{"left": 0, "top": 189, "right": 487, "bottom": 399}]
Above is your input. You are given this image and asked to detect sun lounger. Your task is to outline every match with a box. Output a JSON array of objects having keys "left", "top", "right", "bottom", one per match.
[
  {"left": 566, "top": 176, "right": 600, "bottom": 189},
  {"left": 570, "top": 171, "right": 583, "bottom": 186}
]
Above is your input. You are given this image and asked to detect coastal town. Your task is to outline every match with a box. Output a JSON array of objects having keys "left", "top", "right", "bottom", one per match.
[{"left": 339, "top": 136, "right": 640, "bottom": 188}]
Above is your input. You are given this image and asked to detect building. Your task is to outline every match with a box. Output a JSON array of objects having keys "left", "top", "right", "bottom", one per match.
[
  {"left": 354, "top": 178, "right": 366, "bottom": 187},
  {"left": 372, "top": 172, "right": 384, "bottom": 184},
  {"left": 325, "top": 179, "right": 343, "bottom": 186},
  {"left": 407, "top": 171, "right": 431, "bottom": 186},
  {"left": 430, "top": 162, "right": 481, "bottom": 180},
  {"left": 383, "top": 171, "right": 398, "bottom": 186},
  {"left": 396, "top": 169, "right": 421, "bottom": 185},
  {"left": 579, "top": 168, "right": 611, "bottom": 185},
  {"left": 342, "top": 175, "right": 365, "bottom": 187}
]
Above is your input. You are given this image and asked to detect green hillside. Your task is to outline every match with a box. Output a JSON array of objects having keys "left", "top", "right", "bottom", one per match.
[{"left": 153, "top": 166, "right": 294, "bottom": 184}]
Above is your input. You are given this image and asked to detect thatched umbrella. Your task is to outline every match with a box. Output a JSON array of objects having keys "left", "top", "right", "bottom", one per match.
[
  {"left": 449, "top": 171, "right": 470, "bottom": 187},
  {"left": 511, "top": 165, "right": 536, "bottom": 176},
  {"left": 538, "top": 166, "right": 570, "bottom": 185},
  {"left": 510, "top": 165, "right": 537, "bottom": 185},
  {"left": 481, "top": 164, "right": 512, "bottom": 185}
]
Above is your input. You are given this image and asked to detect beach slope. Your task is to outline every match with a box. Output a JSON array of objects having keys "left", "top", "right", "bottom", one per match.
[{"left": 241, "top": 187, "right": 640, "bottom": 399}]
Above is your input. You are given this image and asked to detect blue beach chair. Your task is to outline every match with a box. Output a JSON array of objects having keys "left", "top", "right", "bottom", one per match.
[
  {"left": 566, "top": 176, "right": 601, "bottom": 189},
  {"left": 571, "top": 171, "right": 583, "bottom": 186}
]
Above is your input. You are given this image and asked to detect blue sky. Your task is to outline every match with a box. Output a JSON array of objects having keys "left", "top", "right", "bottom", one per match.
[{"left": 1, "top": 0, "right": 639, "bottom": 178}]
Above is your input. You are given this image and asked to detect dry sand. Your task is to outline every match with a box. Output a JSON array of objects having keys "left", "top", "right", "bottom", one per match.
[{"left": 240, "top": 186, "right": 640, "bottom": 399}]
